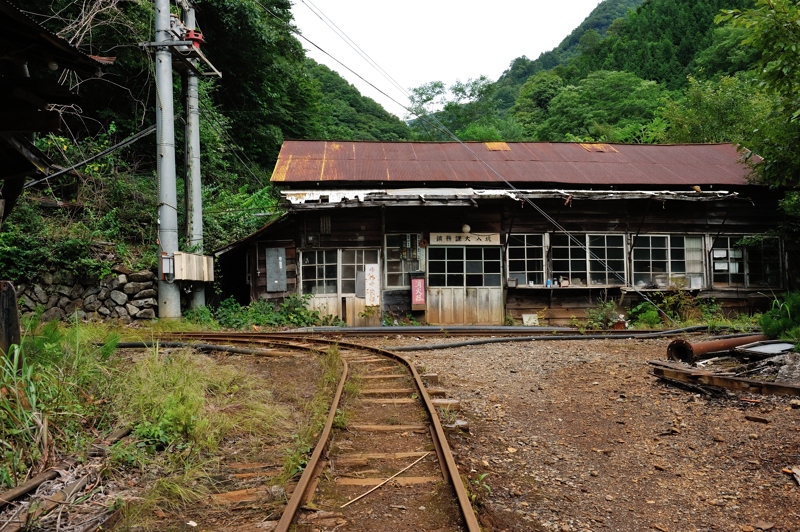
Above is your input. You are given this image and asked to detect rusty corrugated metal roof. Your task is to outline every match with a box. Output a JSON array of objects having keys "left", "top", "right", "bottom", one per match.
[{"left": 271, "top": 141, "right": 754, "bottom": 187}]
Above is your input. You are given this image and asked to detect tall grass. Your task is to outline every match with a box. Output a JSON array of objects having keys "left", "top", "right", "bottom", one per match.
[{"left": 0, "top": 315, "right": 119, "bottom": 488}]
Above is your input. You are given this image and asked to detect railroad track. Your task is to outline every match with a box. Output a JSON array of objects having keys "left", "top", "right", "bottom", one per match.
[{"left": 159, "top": 332, "right": 481, "bottom": 531}]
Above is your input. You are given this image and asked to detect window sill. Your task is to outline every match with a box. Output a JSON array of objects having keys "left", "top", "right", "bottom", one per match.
[{"left": 509, "top": 285, "right": 624, "bottom": 289}]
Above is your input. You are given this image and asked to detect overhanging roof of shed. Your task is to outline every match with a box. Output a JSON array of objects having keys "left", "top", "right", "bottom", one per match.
[
  {"left": 0, "top": 0, "right": 109, "bottom": 73},
  {"left": 271, "top": 141, "right": 754, "bottom": 187}
]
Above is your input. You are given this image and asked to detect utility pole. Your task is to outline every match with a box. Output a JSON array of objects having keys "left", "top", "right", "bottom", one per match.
[
  {"left": 182, "top": 2, "right": 205, "bottom": 308},
  {"left": 155, "top": 0, "right": 181, "bottom": 318}
]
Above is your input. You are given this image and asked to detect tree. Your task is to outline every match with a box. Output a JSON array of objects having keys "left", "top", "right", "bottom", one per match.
[
  {"left": 718, "top": 0, "right": 800, "bottom": 186},
  {"left": 512, "top": 72, "right": 564, "bottom": 137},
  {"left": 407, "top": 77, "right": 499, "bottom": 140},
  {"left": 536, "top": 70, "right": 667, "bottom": 142},
  {"left": 662, "top": 74, "right": 773, "bottom": 143}
]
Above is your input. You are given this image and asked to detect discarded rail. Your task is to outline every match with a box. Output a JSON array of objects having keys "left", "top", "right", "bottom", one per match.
[
  {"left": 156, "top": 333, "right": 481, "bottom": 531},
  {"left": 649, "top": 360, "right": 800, "bottom": 397}
]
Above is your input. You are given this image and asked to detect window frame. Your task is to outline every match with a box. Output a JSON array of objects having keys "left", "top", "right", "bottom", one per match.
[
  {"left": 711, "top": 236, "right": 782, "bottom": 289},
  {"left": 300, "top": 248, "right": 382, "bottom": 296},
  {"left": 631, "top": 234, "right": 705, "bottom": 289},
  {"left": 384, "top": 233, "right": 423, "bottom": 289},
  {"left": 428, "top": 245, "right": 503, "bottom": 288},
  {"left": 507, "top": 234, "right": 547, "bottom": 287}
]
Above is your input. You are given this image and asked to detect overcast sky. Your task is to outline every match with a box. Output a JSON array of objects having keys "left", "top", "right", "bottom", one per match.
[{"left": 291, "top": 0, "right": 602, "bottom": 118}]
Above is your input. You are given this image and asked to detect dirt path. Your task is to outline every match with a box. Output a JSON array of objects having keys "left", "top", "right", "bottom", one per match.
[{"left": 372, "top": 336, "right": 800, "bottom": 532}]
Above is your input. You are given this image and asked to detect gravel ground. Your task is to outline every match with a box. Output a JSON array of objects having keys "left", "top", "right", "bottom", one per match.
[{"left": 367, "top": 336, "right": 800, "bottom": 532}]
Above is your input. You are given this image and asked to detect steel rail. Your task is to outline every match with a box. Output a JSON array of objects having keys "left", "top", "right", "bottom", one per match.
[
  {"left": 275, "top": 348, "right": 349, "bottom": 532},
  {"left": 159, "top": 333, "right": 482, "bottom": 532}
]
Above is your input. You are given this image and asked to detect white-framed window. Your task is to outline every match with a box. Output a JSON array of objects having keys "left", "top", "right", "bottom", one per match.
[
  {"left": 385, "top": 234, "right": 422, "bottom": 288},
  {"left": 632, "top": 235, "right": 704, "bottom": 289},
  {"left": 428, "top": 246, "right": 502, "bottom": 287},
  {"left": 341, "top": 249, "right": 380, "bottom": 294},
  {"left": 551, "top": 234, "right": 625, "bottom": 287},
  {"left": 588, "top": 234, "right": 626, "bottom": 285},
  {"left": 507, "top": 234, "right": 546, "bottom": 286},
  {"left": 712, "top": 237, "right": 781, "bottom": 288},
  {"left": 301, "top": 250, "right": 337, "bottom": 295}
]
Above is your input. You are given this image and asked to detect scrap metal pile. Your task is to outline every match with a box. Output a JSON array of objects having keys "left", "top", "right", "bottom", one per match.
[{"left": 649, "top": 334, "right": 800, "bottom": 396}]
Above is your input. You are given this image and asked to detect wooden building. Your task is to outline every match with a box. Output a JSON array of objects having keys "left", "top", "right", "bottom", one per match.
[{"left": 215, "top": 141, "right": 788, "bottom": 326}]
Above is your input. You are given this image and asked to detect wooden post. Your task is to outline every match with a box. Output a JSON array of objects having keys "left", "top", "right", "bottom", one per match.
[{"left": 0, "top": 281, "right": 21, "bottom": 362}]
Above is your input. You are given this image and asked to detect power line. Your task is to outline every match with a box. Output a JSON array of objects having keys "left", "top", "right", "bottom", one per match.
[
  {"left": 24, "top": 125, "right": 157, "bottom": 189},
  {"left": 254, "top": 1, "right": 676, "bottom": 322},
  {"left": 196, "top": 101, "right": 266, "bottom": 187}
]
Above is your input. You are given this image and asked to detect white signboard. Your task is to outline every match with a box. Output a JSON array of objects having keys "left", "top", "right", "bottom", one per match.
[
  {"left": 365, "top": 264, "right": 380, "bottom": 306},
  {"left": 429, "top": 233, "right": 501, "bottom": 245}
]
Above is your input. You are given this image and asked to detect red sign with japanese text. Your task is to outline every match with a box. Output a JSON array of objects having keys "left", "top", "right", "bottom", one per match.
[{"left": 411, "top": 277, "right": 426, "bottom": 310}]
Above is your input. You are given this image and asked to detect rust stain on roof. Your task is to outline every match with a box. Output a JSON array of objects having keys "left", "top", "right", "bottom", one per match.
[
  {"left": 580, "top": 143, "right": 618, "bottom": 153},
  {"left": 272, "top": 141, "right": 753, "bottom": 187},
  {"left": 485, "top": 142, "right": 511, "bottom": 151}
]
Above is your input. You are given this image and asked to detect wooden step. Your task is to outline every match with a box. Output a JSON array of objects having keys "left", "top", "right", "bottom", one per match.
[
  {"left": 361, "top": 374, "right": 406, "bottom": 380},
  {"left": 363, "top": 398, "right": 417, "bottom": 405},
  {"left": 350, "top": 424, "right": 426, "bottom": 432},
  {"left": 361, "top": 388, "right": 415, "bottom": 395},
  {"left": 336, "top": 476, "right": 439, "bottom": 486},
  {"left": 431, "top": 399, "right": 461, "bottom": 410},
  {"left": 332, "top": 451, "right": 429, "bottom": 466},
  {"left": 426, "top": 388, "right": 447, "bottom": 397}
]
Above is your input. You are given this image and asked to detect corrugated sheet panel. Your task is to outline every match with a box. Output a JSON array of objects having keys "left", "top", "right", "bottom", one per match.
[{"left": 272, "top": 141, "right": 753, "bottom": 186}]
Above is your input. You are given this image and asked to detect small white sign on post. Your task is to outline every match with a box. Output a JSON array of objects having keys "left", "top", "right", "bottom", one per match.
[{"left": 365, "top": 264, "right": 380, "bottom": 306}]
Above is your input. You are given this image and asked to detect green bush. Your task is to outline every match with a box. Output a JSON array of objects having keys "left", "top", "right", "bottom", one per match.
[
  {"left": 758, "top": 291, "right": 800, "bottom": 339},
  {"left": 629, "top": 301, "right": 663, "bottom": 328},
  {"left": 212, "top": 294, "right": 344, "bottom": 330}
]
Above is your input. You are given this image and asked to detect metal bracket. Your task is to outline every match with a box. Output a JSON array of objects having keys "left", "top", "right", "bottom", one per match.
[{"left": 138, "top": 41, "right": 222, "bottom": 78}]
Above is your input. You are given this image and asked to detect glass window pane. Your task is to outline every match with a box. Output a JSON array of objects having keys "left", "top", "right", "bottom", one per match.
[
  {"left": 429, "top": 274, "right": 446, "bottom": 287},
  {"left": 341, "top": 250, "right": 355, "bottom": 264},
  {"left": 387, "top": 261, "right": 401, "bottom": 273},
  {"left": 342, "top": 265, "right": 355, "bottom": 279},
  {"left": 466, "top": 274, "right": 483, "bottom": 286},
  {"left": 552, "top": 234, "right": 569, "bottom": 246},
  {"left": 527, "top": 259, "right": 543, "bottom": 271},
  {"left": 652, "top": 237, "right": 667, "bottom": 248},
  {"left": 553, "top": 247, "right": 569, "bottom": 259},
  {"left": 387, "top": 274, "right": 403, "bottom": 286},
  {"left": 302, "top": 281, "right": 316, "bottom": 293},
  {"left": 325, "top": 265, "right": 336, "bottom": 278},
  {"left": 466, "top": 261, "right": 482, "bottom": 273},
  {"left": 607, "top": 235, "right": 624, "bottom": 247},
  {"left": 484, "top": 248, "right": 501, "bottom": 260},
  {"left": 485, "top": 261, "right": 501, "bottom": 274},
  {"left": 387, "top": 235, "right": 403, "bottom": 247},
  {"left": 484, "top": 274, "right": 502, "bottom": 286},
  {"left": 449, "top": 260, "right": 464, "bottom": 274},
  {"left": 303, "top": 265, "right": 316, "bottom": 279},
  {"left": 509, "top": 248, "right": 525, "bottom": 259},
  {"left": 447, "top": 247, "right": 464, "bottom": 260},
  {"left": 526, "top": 235, "right": 543, "bottom": 246},
  {"left": 447, "top": 274, "right": 464, "bottom": 286},
  {"left": 429, "top": 247, "right": 445, "bottom": 260},
  {"left": 508, "top": 235, "right": 525, "bottom": 246},
  {"left": 324, "top": 250, "right": 336, "bottom": 263},
  {"left": 653, "top": 249, "right": 667, "bottom": 261},
  {"left": 324, "top": 280, "right": 337, "bottom": 294},
  {"left": 430, "top": 261, "right": 446, "bottom": 273},
  {"left": 342, "top": 281, "right": 355, "bottom": 293},
  {"left": 608, "top": 247, "right": 624, "bottom": 260},
  {"left": 364, "top": 250, "right": 378, "bottom": 263},
  {"left": 466, "top": 248, "right": 482, "bottom": 260}
]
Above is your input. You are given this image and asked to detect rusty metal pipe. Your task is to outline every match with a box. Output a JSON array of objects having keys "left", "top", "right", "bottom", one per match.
[{"left": 667, "top": 334, "right": 768, "bottom": 364}]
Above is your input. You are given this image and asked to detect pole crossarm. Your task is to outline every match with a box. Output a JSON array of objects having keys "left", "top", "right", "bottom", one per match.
[{"left": 138, "top": 41, "right": 221, "bottom": 78}]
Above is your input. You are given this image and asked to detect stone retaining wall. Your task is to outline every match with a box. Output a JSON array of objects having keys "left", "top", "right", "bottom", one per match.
[{"left": 15, "top": 267, "right": 158, "bottom": 324}]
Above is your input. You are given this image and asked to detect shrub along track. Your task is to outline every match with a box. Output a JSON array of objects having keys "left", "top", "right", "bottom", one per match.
[{"left": 161, "top": 332, "right": 480, "bottom": 531}]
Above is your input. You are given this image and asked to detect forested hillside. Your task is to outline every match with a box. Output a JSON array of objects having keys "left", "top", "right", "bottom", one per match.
[
  {"left": 493, "top": 0, "right": 645, "bottom": 111},
  {"left": 0, "top": 0, "right": 409, "bottom": 283}
]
